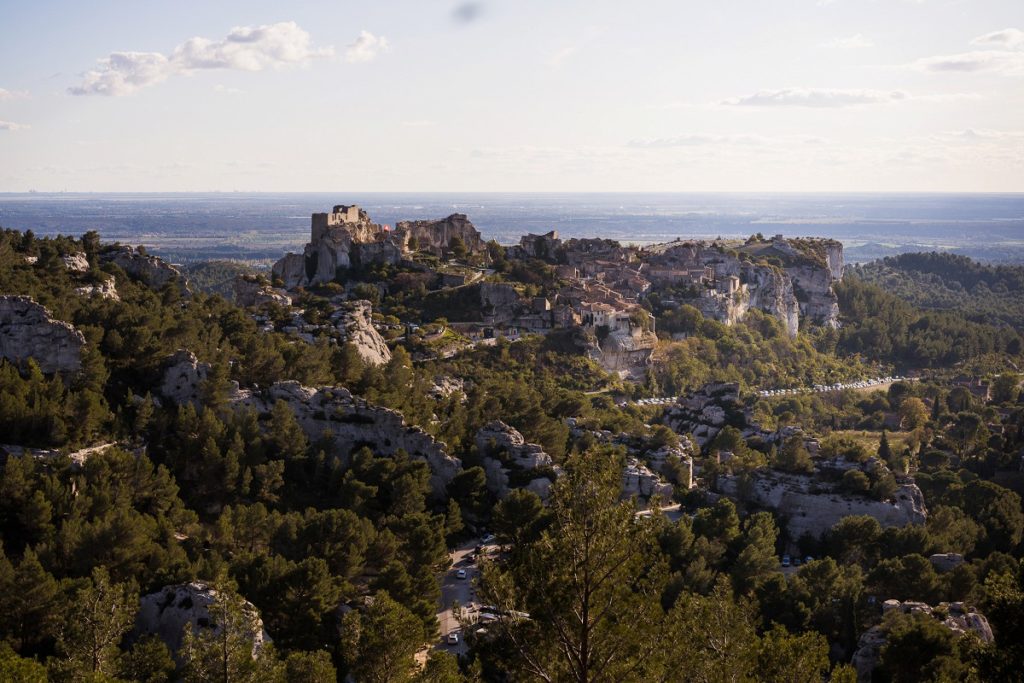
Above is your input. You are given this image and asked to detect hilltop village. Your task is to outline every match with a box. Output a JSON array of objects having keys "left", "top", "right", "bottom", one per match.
[
  {"left": 0, "top": 209, "right": 1022, "bottom": 682},
  {"left": 264, "top": 204, "right": 844, "bottom": 375}
]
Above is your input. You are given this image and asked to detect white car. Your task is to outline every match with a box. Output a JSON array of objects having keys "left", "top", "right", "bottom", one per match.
[
  {"left": 447, "top": 632, "right": 459, "bottom": 645},
  {"left": 456, "top": 569, "right": 467, "bottom": 579}
]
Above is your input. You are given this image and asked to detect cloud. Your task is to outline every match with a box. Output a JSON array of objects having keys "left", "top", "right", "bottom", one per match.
[
  {"left": 70, "top": 22, "right": 335, "bottom": 96},
  {"left": 0, "top": 120, "right": 29, "bottom": 131},
  {"left": 0, "top": 88, "right": 30, "bottom": 100},
  {"left": 971, "top": 28, "right": 1024, "bottom": 50},
  {"left": 345, "top": 30, "right": 389, "bottom": 64},
  {"left": 820, "top": 34, "right": 874, "bottom": 49},
  {"left": 910, "top": 28, "right": 1024, "bottom": 76},
  {"left": 548, "top": 26, "right": 605, "bottom": 67},
  {"left": 452, "top": 2, "right": 485, "bottom": 24},
  {"left": 723, "top": 87, "right": 909, "bottom": 107},
  {"left": 628, "top": 134, "right": 826, "bottom": 148},
  {"left": 911, "top": 50, "right": 1024, "bottom": 75}
]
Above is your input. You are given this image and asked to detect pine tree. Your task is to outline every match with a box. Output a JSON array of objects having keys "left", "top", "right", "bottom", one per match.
[
  {"left": 56, "top": 566, "right": 138, "bottom": 676},
  {"left": 340, "top": 591, "right": 424, "bottom": 683}
]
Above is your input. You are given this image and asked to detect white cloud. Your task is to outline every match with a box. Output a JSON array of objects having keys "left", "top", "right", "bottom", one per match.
[
  {"left": 70, "top": 22, "right": 335, "bottom": 96},
  {"left": 971, "top": 28, "right": 1024, "bottom": 50},
  {"left": 345, "top": 31, "right": 389, "bottom": 64},
  {"left": 628, "top": 134, "right": 827, "bottom": 148},
  {"left": 722, "top": 87, "right": 909, "bottom": 107},
  {"left": 0, "top": 88, "right": 30, "bottom": 100},
  {"left": 912, "top": 50, "right": 1024, "bottom": 75},
  {"left": 910, "top": 29, "right": 1024, "bottom": 76},
  {"left": 820, "top": 34, "right": 874, "bottom": 49},
  {"left": 0, "top": 120, "right": 29, "bottom": 131}
]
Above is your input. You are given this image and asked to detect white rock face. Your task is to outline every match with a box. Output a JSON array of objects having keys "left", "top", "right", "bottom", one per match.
[
  {"left": 102, "top": 246, "right": 190, "bottom": 294},
  {"left": 61, "top": 252, "right": 90, "bottom": 273},
  {"left": 133, "top": 582, "right": 268, "bottom": 656},
  {"left": 717, "top": 469, "right": 927, "bottom": 540},
  {"left": 622, "top": 457, "right": 674, "bottom": 504},
  {"left": 74, "top": 276, "right": 120, "bottom": 301},
  {"left": 232, "top": 276, "right": 291, "bottom": 307},
  {"left": 238, "top": 381, "right": 460, "bottom": 499},
  {"left": 475, "top": 421, "right": 554, "bottom": 498},
  {"left": 851, "top": 600, "right": 992, "bottom": 682},
  {"left": 929, "top": 553, "right": 965, "bottom": 573},
  {"left": 0, "top": 295, "right": 86, "bottom": 375},
  {"left": 330, "top": 300, "right": 391, "bottom": 366}
]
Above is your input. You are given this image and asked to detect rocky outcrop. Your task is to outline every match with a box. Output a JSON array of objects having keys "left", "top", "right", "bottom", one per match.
[
  {"left": 717, "top": 469, "right": 927, "bottom": 540},
  {"left": 929, "top": 553, "right": 965, "bottom": 573},
  {"left": 159, "top": 350, "right": 245, "bottom": 406},
  {"left": 851, "top": 600, "right": 992, "bottom": 682},
  {"left": 622, "top": 458, "right": 674, "bottom": 504},
  {"left": 329, "top": 300, "right": 391, "bottom": 366},
  {"left": 394, "top": 213, "right": 485, "bottom": 258},
  {"left": 133, "top": 582, "right": 268, "bottom": 657},
  {"left": 102, "top": 245, "right": 190, "bottom": 294},
  {"left": 272, "top": 205, "right": 406, "bottom": 289},
  {"left": 74, "top": 276, "right": 120, "bottom": 301},
  {"left": 664, "top": 383, "right": 756, "bottom": 447},
  {"left": 233, "top": 276, "right": 291, "bottom": 307},
  {"left": 643, "top": 238, "right": 843, "bottom": 336},
  {"left": 238, "top": 382, "right": 460, "bottom": 499},
  {"left": 61, "top": 252, "right": 90, "bottom": 273},
  {"left": 599, "top": 328, "right": 657, "bottom": 376},
  {"left": 475, "top": 421, "right": 554, "bottom": 498},
  {"left": 0, "top": 296, "right": 86, "bottom": 375}
]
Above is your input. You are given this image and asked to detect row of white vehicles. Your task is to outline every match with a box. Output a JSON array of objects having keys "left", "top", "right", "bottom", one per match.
[
  {"left": 634, "top": 396, "right": 681, "bottom": 406},
  {"left": 756, "top": 375, "right": 914, "bottom": 399}
]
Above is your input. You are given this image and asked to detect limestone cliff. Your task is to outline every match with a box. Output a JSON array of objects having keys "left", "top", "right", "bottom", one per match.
[
  {"left": 717, "top": 469, "right": 927, "bottom": 539},
  {"left": 329, "top": 300, "right": 391, "bottom": 367},
  {"left": 643, "top": 238, "right": 843, "bottom": 336},
  {"left": 475, "top": 421, "right": 555, "bottom": 499},
  {"left": 394, "top": 213, "right": 485, "bottom": 257},
  {"left": 237, "top": 382, "right": 460, "bottom": 499},
  {"left": 0, "top": 295, "right": 86, "bottom": 375}
]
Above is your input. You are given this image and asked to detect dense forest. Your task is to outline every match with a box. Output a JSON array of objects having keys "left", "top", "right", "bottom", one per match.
[
  {"left": 1, "top": 229, "right": 1023, "bottom": 682},
  {"left": 849, "top": 253, "right": 1024, "bottom": 331}
]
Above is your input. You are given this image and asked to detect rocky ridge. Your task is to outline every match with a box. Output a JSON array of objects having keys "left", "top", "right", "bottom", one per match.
[
  {"left": 101, "top": 245, "right": 190, "bottom": 294},
  {"left": 475, "top": 421, "right": 556, "bottom": 499}
]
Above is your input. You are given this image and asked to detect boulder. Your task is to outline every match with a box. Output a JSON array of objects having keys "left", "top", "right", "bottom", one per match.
[
  {"left": 133, "top": 582, "right": 268, "bottom": 657},
  {"left": 329, "top": 300, "right": 391, "bottom": 366},
  {"left": 622, "top": 458, "right": 674, "bottom": 504},
  {"left": 74, "top": 276, "right": 120, "bottom": 301},
  {"left": 0, "top": 295, "right": 86, "bottom": 375},
  {"left": 159, "top": 350, "right": 243, "bottom": 406},
  {"left": 61, "top": 252, "right": 90, "bottom": 273}
]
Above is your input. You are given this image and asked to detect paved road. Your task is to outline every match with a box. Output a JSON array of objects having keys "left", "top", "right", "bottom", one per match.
[
  {"left": 435, "top": 541, "right": 480, "bottom": 657},
  {"left": 635, "top": 502, "right": 686, "bottom": 522}
]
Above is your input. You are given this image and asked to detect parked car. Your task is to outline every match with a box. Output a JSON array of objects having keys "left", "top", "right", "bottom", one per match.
[
  {"left": 456, "top": 569, "right": 467, "bottom": 579},
  {"left": 804, "top": 556, "right": 814, "bottom": 564},
  {"left": 447, "top": 632, "right": 459, "bottom": 645},
  {"left": 781, "top": 555, "right": 791, "bottom": 567}
]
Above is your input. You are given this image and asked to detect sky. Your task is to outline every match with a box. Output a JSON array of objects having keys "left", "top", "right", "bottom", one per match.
[{"left": 0, "top": 0, "right": 1022, "bottom": 192}]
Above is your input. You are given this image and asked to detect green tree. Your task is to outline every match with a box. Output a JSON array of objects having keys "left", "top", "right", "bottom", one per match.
[
  {"left": 477, "top": 454, "right": 669, "bottom": 682},
  {"left": 491, "top": 488, "right": 546, "bottom": 547},
  {"left": 774, "top": 436, "right": 814, "bottom": 474},
  {"left": 841, "top": 469, "right": 871, "bottom": 495},
  {"left": 117, "top": 636, "right": 176, "bottom": 683},
  {"left": 731, "top": 512, "right": 779, "bottom": 595},
  {"left": 340, "top": 591, "right": 424, "bottom": 683},
  {"left": 179, "top": 580, "right": 280, "bottom": 683},
  {"left": 756, "top": 624, "right": 830, "bottom": 683},
  {"left": 0, "top": 643, "right": 47, "bottom": 683},
  {"left": 282, "top": 650, "right": 336, "bottom": 683},
  {"left": 898, "top": 397, "right": 929, "bottom": 430},
  {"left": 448, "top": 236, "right": 468, "bottom": 260},
  {"left": 56, "top": 566, "right": 138, "bottom": 677},
  {"left": 444, "top": 498, "right": 464, "bottom": 545},
  {"left": 877, "top": 612, "right": 969, "bottom": 682}
]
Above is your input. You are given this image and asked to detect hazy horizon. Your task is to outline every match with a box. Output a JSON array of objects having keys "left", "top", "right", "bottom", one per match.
[{"left": 2, "top": 1, "right": 1023, "bottom": 193}]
